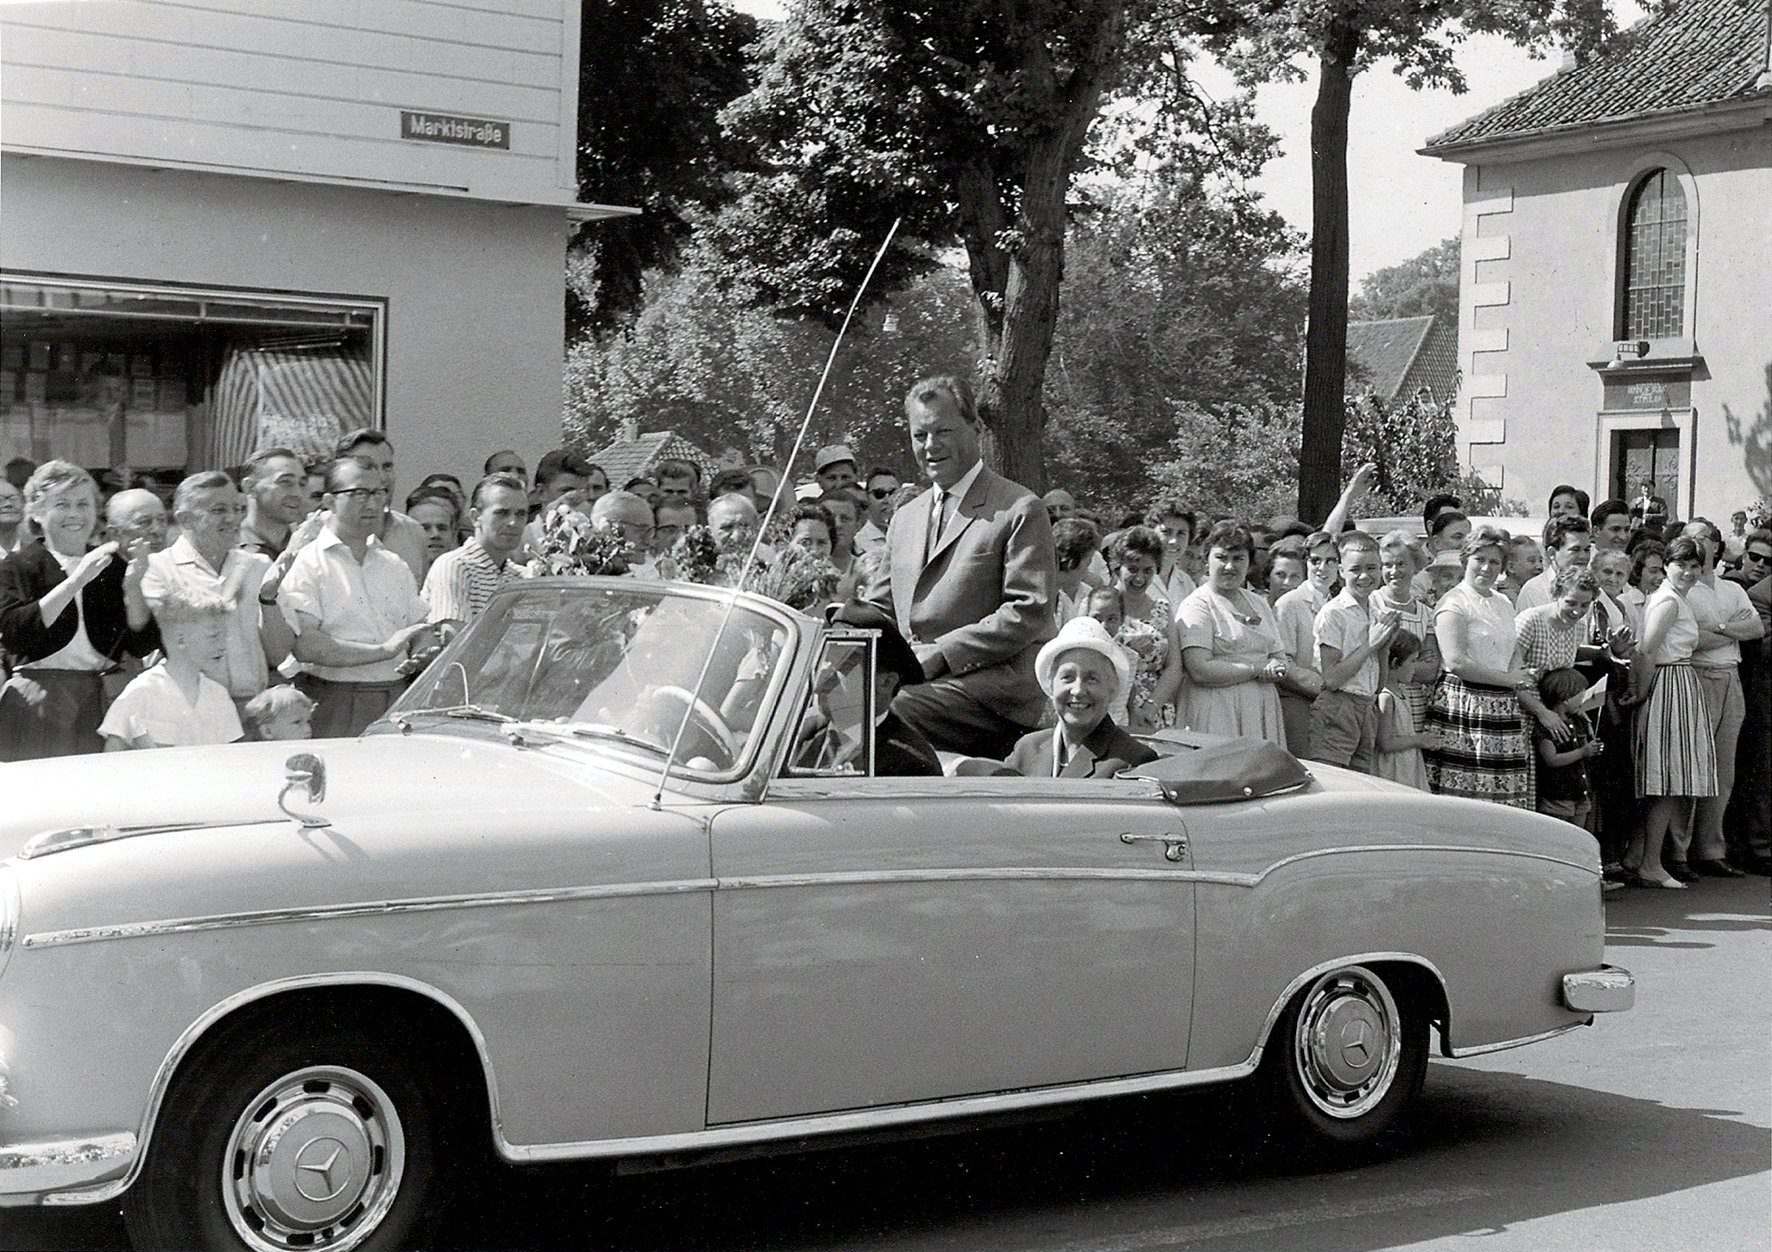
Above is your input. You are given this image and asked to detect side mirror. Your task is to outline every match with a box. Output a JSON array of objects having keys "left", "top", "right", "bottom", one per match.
[{"left": 278, "top": 752, "right": 331, "bottom": 828}]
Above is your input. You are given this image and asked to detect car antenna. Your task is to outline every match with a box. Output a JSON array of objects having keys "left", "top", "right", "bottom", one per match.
[{"left": 649, "top": 217, "right": 902, "bottom": 810}]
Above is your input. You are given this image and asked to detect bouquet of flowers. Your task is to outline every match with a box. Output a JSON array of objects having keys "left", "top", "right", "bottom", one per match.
[
  {"left": 670, "top": 525, "right": 722, "bottom": 586},
  {"left": 738, "top": 544, "right": 840, "bottom": 613},
  {"left": 524, "top": 502, "right": 631, "bottom": 577}
]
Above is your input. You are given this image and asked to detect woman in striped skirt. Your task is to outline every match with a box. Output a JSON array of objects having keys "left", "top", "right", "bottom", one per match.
[
  {"left": 1624, "top": 536, "right": 1717, "bottom": 888},
  {"left": 1426, "top": 527, "right": 1538, "bottom": 807}
]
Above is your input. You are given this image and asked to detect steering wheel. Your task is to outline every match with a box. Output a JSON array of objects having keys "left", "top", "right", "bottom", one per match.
[{"left": 644, "top": 685, "right": 739, "bottom": 769}]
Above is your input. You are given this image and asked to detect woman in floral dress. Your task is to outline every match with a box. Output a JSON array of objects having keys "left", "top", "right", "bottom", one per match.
[{"left": 1110, "top": 526, "right": 1183, "bottom": 732}]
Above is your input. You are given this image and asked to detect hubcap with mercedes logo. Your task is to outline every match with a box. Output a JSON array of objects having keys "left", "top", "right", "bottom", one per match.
[
  {"left": 1292, "top": 967, "right": 1404, "bottom": 1118},
  {"left": 221, "top": 1065, "right": 405, "bottom": 1252}
]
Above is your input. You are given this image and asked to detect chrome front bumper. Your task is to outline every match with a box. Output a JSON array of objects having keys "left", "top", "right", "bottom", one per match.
[
  {"left": 1562, "top": 964, "right": 1635, "bottom": 1013},
  {"left": 0, "top": 1132, "right": 137, "bottom": 1206}
]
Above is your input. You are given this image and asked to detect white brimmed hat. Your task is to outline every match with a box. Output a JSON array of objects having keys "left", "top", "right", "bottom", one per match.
[{"left": 1035, "top": 616, "right": 1132, "bottom": 706}]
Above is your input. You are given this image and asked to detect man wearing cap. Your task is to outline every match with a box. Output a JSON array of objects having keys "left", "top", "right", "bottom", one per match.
[
  {"left": 863, "top": 375, "right": 1057, "bottom": 759},
  {"left": 815, "top": 444, "right": 859, "bottom": 496},
  {"left": 794, "top": 601, "right": 942, "bottom": 776},
  {"left": 1006, "top": 616, "right": 1157, "bottom": 778}
]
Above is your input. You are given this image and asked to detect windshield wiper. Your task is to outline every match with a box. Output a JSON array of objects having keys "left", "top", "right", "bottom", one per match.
[
  {"left": 560, "top": 723, "right": 668, "bottom": 754},
  {"left": 387, "top": 704, "right": 515, "bottom": 731}
]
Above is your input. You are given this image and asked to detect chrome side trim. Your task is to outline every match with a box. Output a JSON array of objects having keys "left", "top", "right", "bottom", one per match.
[
  {"left": 1445, "top": 1021, "right": 1588, "bottom": 1058},
  {"left": 1244, "top": 844, "right": 1597, "bottom": 884},
  {"left": 38, "top": 972, "right": 506, "bottom": 1208},
  {"left": 0, "top": 1133, "right": 137, "bottom": 1205},
  {"left": 717, "top": 867, "right": 1203, "bottom": 891},
  {"left": 20, "top": 844, "right": 1597, "bottom": 952},
  {"left": 500, "top": 1058, "right": 1264, "bottom": 1164},
  {"left": 36, "top": 951, "right": 1467, "bottom": 1201},
  {"left": 22, "top": 879, "right": 720, "bottom": 950}
]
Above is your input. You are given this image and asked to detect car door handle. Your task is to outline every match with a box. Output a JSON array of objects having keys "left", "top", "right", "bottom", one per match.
[{"left": 1119, "top": 831, "right": 1188, "bottom": 862}]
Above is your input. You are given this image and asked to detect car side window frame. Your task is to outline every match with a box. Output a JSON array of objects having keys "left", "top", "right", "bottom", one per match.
[{"left": 780, "top": 630, "right": 878, "bottom": 779}]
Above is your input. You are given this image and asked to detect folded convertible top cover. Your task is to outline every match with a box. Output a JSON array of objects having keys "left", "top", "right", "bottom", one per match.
[{"left": 1127, "top": 737, "right": 1312, "bottom": 804}]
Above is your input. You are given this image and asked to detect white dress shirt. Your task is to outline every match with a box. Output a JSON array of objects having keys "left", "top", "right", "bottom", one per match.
[
  {"left": 143, "top": 536, "right": 272, "bottom": 699},
  {"left": 278, "top": 529, "right": 428, "bottom": 683}
]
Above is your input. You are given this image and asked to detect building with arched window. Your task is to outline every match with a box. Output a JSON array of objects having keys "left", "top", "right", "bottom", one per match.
[{"left": 1423, "top": 0, "right": 1771, "bottom": 520}]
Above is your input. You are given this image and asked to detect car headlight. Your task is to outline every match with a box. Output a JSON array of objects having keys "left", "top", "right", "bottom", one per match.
[{"left": 0, "top": 864, "right": 18, "bottom": 983}]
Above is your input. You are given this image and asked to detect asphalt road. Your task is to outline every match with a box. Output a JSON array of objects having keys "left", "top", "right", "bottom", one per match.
[{"left": 7, "top": 876, "right": 1767, "bottom": 1252}]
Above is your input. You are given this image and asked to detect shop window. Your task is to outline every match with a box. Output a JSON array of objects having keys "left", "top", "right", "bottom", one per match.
[
  {"left": 0, "top": 276, "right": 381, "bottom": 493},
  {"left": 1618, "top": 170, "right": 1687, "bottom": 340}
]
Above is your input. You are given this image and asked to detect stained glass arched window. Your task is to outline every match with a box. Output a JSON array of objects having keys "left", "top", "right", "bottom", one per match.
[{"left": 1620, "top": 169, "right": 1687, "bottom": 339}]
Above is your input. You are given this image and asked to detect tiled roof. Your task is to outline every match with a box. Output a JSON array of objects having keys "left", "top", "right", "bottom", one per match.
[
  {"left": 1424, "top": 0, "right": 1770, "bottom": 151},
  {"left": 588, "top": 429, "right": 719, "bottom": 488},
  {"left": 1345, "top": 315, "right": 1458, "bottom": 405}
]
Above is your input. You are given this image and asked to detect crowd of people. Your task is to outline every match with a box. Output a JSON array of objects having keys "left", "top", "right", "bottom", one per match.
[{"left": 2, "top": 380, "right": 1766, "bottom": 889}]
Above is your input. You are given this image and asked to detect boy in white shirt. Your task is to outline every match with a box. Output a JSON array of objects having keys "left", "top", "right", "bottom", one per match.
[
  {"left": 100, "top": 584, "right": 242, "bottom": 750},
  {"left": 1312, "top": 532, "right": 1399, "bottom": 773}
]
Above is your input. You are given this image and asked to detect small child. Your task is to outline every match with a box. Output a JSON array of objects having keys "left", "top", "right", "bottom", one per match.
[
  {"left": 1082, "top": 585, "right": 1136, "bottom": 728},
  {"left": 99, "top": 586, "right": 242, "bottom": 750},
  {"left": 1374, "top": 631, "right": 1438, "bottom": 791},
  {"left": 243, "top": 684, "right": 316, "bottom": 741},
  {"left": 1534, "top": 666, "right": 1601, "bottom": 831}
]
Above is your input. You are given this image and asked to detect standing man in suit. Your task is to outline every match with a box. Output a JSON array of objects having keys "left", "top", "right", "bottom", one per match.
[{"left": 863, "top": 374, "right": 1057, "bottom": 758}]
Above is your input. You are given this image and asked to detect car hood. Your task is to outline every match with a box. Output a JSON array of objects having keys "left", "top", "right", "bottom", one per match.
[{"left": 0, "top": 732, "right": 662, "bottom": 860}]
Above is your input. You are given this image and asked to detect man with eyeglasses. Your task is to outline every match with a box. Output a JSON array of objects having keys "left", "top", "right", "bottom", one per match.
[
  {"left": 144, "top": 471, "right": 296, "bottom": 709},
  {"left": 856, "top": 468, "right": 900, "bottom": 555},
  {"left": 239, "top": 447, "right": 313, "bottom": 559},
  {"left": 334, "top": 428, "right": 428, "bottom": 585},
  {"left": 276, "top": 456, "right": 434, "bottom": 737}
]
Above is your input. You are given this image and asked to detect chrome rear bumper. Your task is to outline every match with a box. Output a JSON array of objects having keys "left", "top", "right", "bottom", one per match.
[{"left": 1562, "top": 964, "right": 1635, "bottom": 1013}]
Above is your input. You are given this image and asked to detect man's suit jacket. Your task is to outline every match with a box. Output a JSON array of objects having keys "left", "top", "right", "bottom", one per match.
[
  {"left": 862, "top": 465, "right": 1056, "bottom": 728},
  {"left": 1005, "top": 715, "right": 1159, "bottom": 779}
]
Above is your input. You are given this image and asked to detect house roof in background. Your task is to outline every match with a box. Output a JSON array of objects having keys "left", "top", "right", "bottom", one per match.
[
  {"left": 1424, "top": 0, "right": 1771, "bottom": 152},
  {"left": 588, "top": 429, "right": 719, "bottom": 488},
  {"left": 1345, "top": 315, "right": 1458, "bottom": 405}
]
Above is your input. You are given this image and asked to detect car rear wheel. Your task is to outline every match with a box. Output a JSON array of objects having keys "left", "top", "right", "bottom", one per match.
[
  {"left": 123, "top": 1021, "right": 446, "bottom": 1252},
  {"left": 1260, "top": 964, "right": 1427, "bottom": 1161}
]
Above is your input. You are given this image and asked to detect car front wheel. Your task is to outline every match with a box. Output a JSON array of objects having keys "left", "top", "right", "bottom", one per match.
[
  {"left": 123, "top": 1022, "right": 445, "bottom": 1252},
  {"left": 1261, "top": 963, "right": 1427, "bottom": 1161}
]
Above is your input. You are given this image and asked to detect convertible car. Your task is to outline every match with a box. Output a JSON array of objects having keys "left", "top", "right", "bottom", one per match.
[{"left": 0, "top": 577, "right": 1633, "bottom": 1251}]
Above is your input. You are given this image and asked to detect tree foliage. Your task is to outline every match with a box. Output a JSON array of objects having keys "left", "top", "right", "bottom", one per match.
[
  {"left": 1350, "top": 237, "right": 1461, "bottom": 325},
  {"left": 707, "top": 0, "right": 1271, "bottom": 492},
  {"left": 1199, "top": 0, "right": 1614, "bottom": 521},
  {"left": 1045, "top": 178, "right": 1307, "bottom": 510},
  {"left": 569, "top": 0, "right": 760, "bottom": 338},
  {"left": 564, "top": 248, "right": 975, "bottom": 476}
]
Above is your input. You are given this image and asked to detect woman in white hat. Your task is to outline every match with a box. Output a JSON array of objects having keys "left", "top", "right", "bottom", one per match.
[{"left": 1005, "top": 617, "right": 1159, "bottom": 778}]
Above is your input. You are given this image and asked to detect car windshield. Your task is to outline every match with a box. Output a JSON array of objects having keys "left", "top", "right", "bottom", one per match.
[{"left": 391, "top": 580, "right": 794, "bottom": 774}]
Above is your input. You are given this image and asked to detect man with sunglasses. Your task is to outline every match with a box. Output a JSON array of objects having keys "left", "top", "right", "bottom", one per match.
[
  {"left": 276, "top": 456, "right": 435, "bottom": 738},
  {"left": 856, "top": 467, "right": 900, "bottom": 555}
]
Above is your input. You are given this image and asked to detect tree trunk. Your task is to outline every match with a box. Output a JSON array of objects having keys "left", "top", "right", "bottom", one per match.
[
  {"left": 960, "top": 2, "right": 1125, "bottom": 496},
  {"left": 1298, "top": 23, "right": 1360, "bottom": 523}
]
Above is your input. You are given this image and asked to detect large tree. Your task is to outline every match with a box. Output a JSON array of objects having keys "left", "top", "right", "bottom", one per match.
[
  {"left": 569, "top": 0, "right": 760, "bottom": 338},
  {"left": 1204, "top": 0, "right": 1613, "bottom": 522},
  {"left": 706, "top": 1, "right": 1255, "bottom": 493}
]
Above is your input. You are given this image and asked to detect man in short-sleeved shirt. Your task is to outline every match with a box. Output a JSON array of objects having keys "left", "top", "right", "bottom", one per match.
[
  {"left": 423, "top": 473, "right": 527, "bottom": 638},
  {"left": 279, "top": 458, "right": 433, "bottom": 737},
  {"left": 143, "top": 472, "right": 295, "bottom": 703}
]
